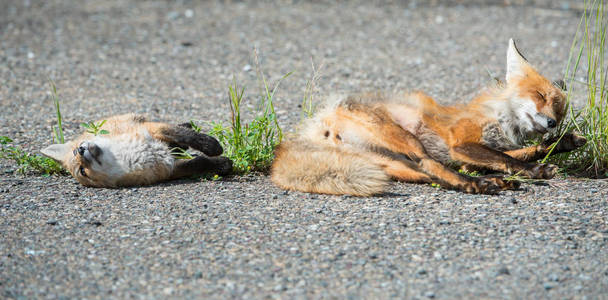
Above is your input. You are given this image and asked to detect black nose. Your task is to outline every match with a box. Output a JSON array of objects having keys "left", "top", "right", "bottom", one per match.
[
  {"left": 78, "top": 146, "right": 86, "bottom": 155},
  {"left": 547, "top": 118, "right": 557, "bottom": 128}
]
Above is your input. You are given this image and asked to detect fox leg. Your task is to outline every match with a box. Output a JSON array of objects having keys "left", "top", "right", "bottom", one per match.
[
  {"left": 170, "top": 155, "right": 232, "bottom": 179},
  {"left": 334, "top": 107, "right": 512, "bottom": 194},
  {"left": 504, "top": 133, "right": 587, "bottom": 162},
  {"left": 459, "top": 133, "right": 587, "bottom": 174},
  {"left": 373, "top": 154, "right": 432, "bottom": 183},
  {"left": 451, "top": 143, "right": 559, "bottom": 179},
  {"left": 145, "top": 122, "right": 223, "bottom": 156}
]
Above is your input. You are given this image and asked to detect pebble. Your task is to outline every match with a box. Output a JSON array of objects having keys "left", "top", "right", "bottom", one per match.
[{"left": 497, "top": 266, "right": 510, "bottom": 276}]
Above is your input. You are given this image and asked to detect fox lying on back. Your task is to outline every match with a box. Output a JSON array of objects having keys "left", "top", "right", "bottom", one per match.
[
  {"left": 41, "top": 114, "right": 232, "bottom": 187},
  {"left": 271, "top": 39, "right": 586, "bottom": 196}
]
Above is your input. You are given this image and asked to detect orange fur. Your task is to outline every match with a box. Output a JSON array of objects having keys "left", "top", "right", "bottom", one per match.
[
  {"left": 41, "top": 114, "right": 231, "bottom": 187},
  {"left": 271, "top": 39, "right": 585, "bottom": 196}
]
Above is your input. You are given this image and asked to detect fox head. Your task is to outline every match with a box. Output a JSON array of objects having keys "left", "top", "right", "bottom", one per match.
[
  {"left": 41, "top": 138, "right": 129, "bottom": 187},
  {"left": 41, "top": 134, "right": 173, "bottom": 187},
  {"left": 502, "top": 38, "right": 567, "bottom": 141}
]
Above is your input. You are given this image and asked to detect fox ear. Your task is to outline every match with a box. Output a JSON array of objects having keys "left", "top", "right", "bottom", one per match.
[
  {"left": 506, "top": 38, "right": 529, "bottom": 83},
  {"left": 553, "top": 79, "right": 567, "bottom": 91},
  {"left": 41, "top": 143, "right": 71, "bottom": 162}
]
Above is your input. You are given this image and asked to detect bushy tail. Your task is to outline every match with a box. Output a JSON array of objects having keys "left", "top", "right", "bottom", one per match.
[{"left": 271, "top": 141, "right": 390, "bottom": 196}]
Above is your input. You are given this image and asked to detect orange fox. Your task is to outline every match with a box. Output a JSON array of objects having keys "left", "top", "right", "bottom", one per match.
[
  {"left": 41, "top": 114, "right": 232, "bottom": 187},
  {"left": 271, "top": 39, "right": 586, "bottom": 196}
]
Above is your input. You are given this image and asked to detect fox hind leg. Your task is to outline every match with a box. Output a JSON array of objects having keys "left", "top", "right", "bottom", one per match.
[
  {"left": 333, "top": 106, "right": 511, "bottom": 194},
  {"left": 147, "top": 123, "right": 224, "bottom": 156},
  {"left": 171, "top": 155, "right": 233, "bottom": 180}
]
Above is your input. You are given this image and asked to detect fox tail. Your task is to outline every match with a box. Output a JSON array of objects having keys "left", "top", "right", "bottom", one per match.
[{"left": 270, "top": 140, "right": 390, "bottom": 196}]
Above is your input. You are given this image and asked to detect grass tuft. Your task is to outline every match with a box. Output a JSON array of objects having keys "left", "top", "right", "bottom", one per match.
[
  {"left": 301, "top": 58, "right": 323, "bottom": 119},
  {"left": 0, "top": 136, "right": 64, "bottom": 175},
  {"left": 0, "top": 81, "right": 67, "bottom": 176},
  {"left": 549, "top": 0, "right": 608, "bottom": 177},
  {"left": 49, "top": 79, "right": 65, "bottom": 144},
  {"left": 208, "top": 53, "right": 291, "bottom": 174},
  {"left": 81, "top": 120, "right": 109, "bottom": 136}
]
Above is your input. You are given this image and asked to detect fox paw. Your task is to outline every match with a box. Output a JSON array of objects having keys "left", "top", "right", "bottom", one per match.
[
  {"left": 524, "top": 163, "right": 558, "bottom": 179},
  {"left": 480, "top": 174, "right": 521, "bottom": 190},
  {"left": 215, "top": 156, "right": 233, "bottom": 176},
  {"left": 542, "top": 133, "right": 587, "bottom": 153},
  {"left": 463, "top": 178, "right": 502, "bottom": 195}
]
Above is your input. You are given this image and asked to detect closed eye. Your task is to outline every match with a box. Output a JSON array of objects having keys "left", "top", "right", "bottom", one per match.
[
  {"left": 79, "top": 166, "right": 87, "bottom": 177},
  {"left": 536, "top": 91, "right": 546, "bottom": 101}
]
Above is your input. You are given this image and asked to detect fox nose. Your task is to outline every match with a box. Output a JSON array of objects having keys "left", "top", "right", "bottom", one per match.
[
  {"left": 547, "top": 118, "right": 557, "bottom": 128},
  {"left": 78, "top": 146, "right": 86, "bottom": 155}
]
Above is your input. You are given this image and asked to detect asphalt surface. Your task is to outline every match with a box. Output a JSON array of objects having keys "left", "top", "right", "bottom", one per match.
[{"left": 1, "top": 1, "right": 607, "bottom": 299}]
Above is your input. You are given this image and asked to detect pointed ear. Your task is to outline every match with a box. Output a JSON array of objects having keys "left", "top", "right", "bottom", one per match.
[
  {"left": 506, "top": 38, "right": 529, "bottom": 83},
  {"left": 553, "top": 79, "right": 567, "bottom": 91},
  {"left": 41, "top": 143, "right": 71, "bottom": 162}
]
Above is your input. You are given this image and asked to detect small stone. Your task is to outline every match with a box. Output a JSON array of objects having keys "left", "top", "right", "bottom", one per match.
[
  {"left": 543, "top": 282, "right": 554, "bottom": 290},
  {"left": 87, "top": 220, "right": 103, "bottom": 226},
  {"left": 46, "top": 219, "right": 58, "bottom": 226},
  {"left": 497, "top": 266, "right": 510, "bottom": 276},
  {"left": 194, "top": 271, "right": 203, "bottom": 279},
  {"left": 166, "top": 11, "right": 180, "bottom": 20},
  {"left": 425, "top": 291, "right": 435, "bottom": 298},
  {"left": 184, "top": 9, "right": 194, "bottom": 18},
  {"left": 548, "top": 273, "right": 559, "bottom": 282},
  {"left": 243, "top": 64, "right": 252, "bottom": 72}
]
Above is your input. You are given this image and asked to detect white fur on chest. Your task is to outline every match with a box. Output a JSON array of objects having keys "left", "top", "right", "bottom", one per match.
[{"left": 90, "top": 129, "right": 175, "bottom": 182}]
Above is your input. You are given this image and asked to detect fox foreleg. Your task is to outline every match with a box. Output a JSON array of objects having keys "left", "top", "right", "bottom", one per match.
[
  {"left": 504, "top": 133, "right": 587, "bottom": 162},
  {"left": 451, "top": 143, "right": 558, "bottom": 179}
]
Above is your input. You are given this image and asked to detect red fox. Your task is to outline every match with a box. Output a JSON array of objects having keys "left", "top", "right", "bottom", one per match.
[
  {"left": 271, "top": 39, "right": 586, "bottom": 196},
  {"left": 41, "top": 114, "right": 232, "bottom": 187}
]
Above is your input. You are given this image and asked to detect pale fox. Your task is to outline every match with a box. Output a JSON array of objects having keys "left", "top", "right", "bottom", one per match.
[
  {"left": 41, "top": 114, "right": 232, "bottom": 187},
  {"left": 271, "top": 39, "right": 586, "bottom": 196}
]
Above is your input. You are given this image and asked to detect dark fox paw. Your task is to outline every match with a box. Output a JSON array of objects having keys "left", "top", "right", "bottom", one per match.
[
  {"left": 524, "top": 163, "right": 558, "bottom": 179},
  {"left": 463, "top": 177, "right": 502, "bottom": 195},
  {"left": 542, "top": 133, "right": 587, "bottom": 153},
  {"left": 214, "top": 156, "right": 233, "bottom": 176},
  {"left": 480, "top": 174, "right": 521, "bottom": 191},
  {"left": 178, "top": 122, "right": 194, "bottom": 129}
]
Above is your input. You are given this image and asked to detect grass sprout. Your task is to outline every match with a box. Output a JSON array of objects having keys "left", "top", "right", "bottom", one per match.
[
  {"left": 548, "top": 0, "right": 608, "bottom": 177},
  {"left": 208, "top": 52, "right": 291, "bottom": 174},
  {"left": 0, "top": 136, "right": 64, "bottom": 175}
]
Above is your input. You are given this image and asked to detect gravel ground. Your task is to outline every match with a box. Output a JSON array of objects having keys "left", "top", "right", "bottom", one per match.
[{"left": 1, "top": 1, "right": 607, "bottom": 299}]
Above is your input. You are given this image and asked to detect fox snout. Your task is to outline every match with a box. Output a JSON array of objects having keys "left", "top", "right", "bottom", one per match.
[
  {"left": 76, "top": 142, "right": 103, "bottom": 165},
  {"left": 546, "top": 116, "right": 557, "bottom": 128},
  {"left": 527, "top": 113, "right": 557, "bottom": 134}
]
